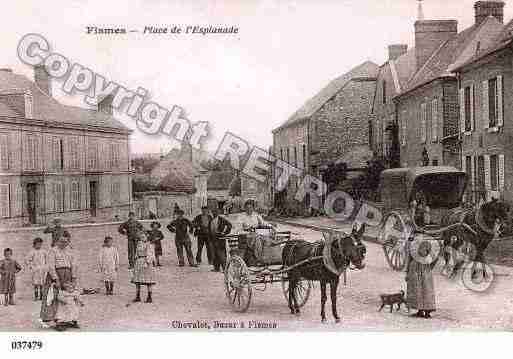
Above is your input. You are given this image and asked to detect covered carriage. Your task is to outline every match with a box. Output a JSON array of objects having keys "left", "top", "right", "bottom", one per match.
[{"left": 379, "top": 166, "right": 468, "bottom": 271}]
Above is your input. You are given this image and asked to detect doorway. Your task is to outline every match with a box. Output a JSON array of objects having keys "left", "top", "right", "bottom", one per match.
[
  {"left": 26, "top": 183, "right": 37, "bottom": 224},
  {"left": 89, "top": 181, "right": 98, "bottom": 217}
]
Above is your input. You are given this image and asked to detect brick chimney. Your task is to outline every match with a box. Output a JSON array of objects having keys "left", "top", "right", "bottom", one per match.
[
  {"left": 474, "top": 1, "right": 504, "bottom": 25},
  {"left": 98, "top": 95, "right": 113, "bottom": 115},
  {"left": 415, "top": 20, "right": 458, "bottom": 71},
  {"left": 34, "top": 65, "right": 51, "bottom": 96},
  {"left": 388, "top": 44, "right": 408, "bottom": 61}
]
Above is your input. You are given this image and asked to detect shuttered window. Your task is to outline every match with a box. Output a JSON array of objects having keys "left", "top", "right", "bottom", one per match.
[
  {"left": 88, "top": 139, "right": 99, "bottom": 170},
  {"left": 487, "top": 76, "right": 503, "bottom": 129},
  {"left": 25, "top": 135, "right": 39, "bottom": 170},
  {"left": 420, "top": 103, "right": 427, "bottom": 143},
  {"left": 0, "top": 184, "right": 9, "bottom": 218},
  {"left": 499, "top": 154, "right": 505, "bottom": 192},
  {"left": 0, "top": 134, "right": 9, "bottom": 170},
  {"left": 431, "top": 98, "right": 438, "bottom": 141},
  {"left": 70, "top": 181, "right": 80, "bottom": 210},
  {"left": 52, "top": 137, "right": 63, "bottom": 170},
  {"left": 53, "top": 182, "right": 64, "bottom": 212},
  {"left": 69, "top": 137, "right": 79, "bottom": 169},
  {"left": 463, "top": 86, "right": 474, "bottom": 132},
  {"left": 110, "top": 143, "right": 120, "bottom": 169},
  {"left": 490, "top": 155, "right": 498, "bottom": 191},
  {"left": 111, "top": 181, "right": 120, "bottom": 205}
]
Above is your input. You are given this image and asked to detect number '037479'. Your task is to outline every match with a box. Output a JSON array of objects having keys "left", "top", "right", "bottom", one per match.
[{"left": 11, "top": 341, "right": 43, "bottom": 350}]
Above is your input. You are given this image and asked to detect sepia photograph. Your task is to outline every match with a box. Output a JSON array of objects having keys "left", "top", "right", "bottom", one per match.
[{"left": 1, "top": 0, "right": 513, "bottom": 356}]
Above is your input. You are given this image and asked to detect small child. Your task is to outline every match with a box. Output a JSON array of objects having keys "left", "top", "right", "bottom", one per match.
[
  {"left": 131, "top": 231, "right": 156, "bottom": 303},
  {"left": 98, "top": 237, "right": 119, "bottom": 295},
  {"left": 0, "top": 248, "right": 22, "bottom": 306},
  {"left": 147, "top": 222, "right": 164, "bottom": 267},
  {"left": 54, "top": 282, "right": 84, "bottom": 331},
  {"left": 26, "top": 238, "right": 48, "bottom": 301}
]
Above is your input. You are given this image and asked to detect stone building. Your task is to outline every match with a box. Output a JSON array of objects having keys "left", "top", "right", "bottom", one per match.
[
  {"left": 0, "top": 67, "right": 132, "bottom": 228},
  {"left": 453, "top": 3, "right": 513, "bottom": 203},
  {"left": 271, "top": 61, "right": 378, "bottom": 208}
]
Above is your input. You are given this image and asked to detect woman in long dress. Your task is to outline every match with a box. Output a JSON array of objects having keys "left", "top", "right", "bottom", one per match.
[
  {"left": 405, "top": 238, "right": 436, "bottom": 318},
  {"left": 40, "top": 235, "right": 79, "bottom": 327}
]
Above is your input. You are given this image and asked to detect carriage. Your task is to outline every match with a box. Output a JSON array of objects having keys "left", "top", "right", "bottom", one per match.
[
  {"left": 378, "top": 166, "right": 468, "bottom": 271},
  {"left": 221, "top": 228, "right": 313, "bottom": 313}
]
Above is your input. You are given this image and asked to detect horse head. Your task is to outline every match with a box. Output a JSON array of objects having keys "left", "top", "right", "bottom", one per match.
[
  {"left": 479, "top": 199, "right": 510, "bottom": 236},
  {"left": 331, "top": 222, "right": 367, "bottom": 270}
]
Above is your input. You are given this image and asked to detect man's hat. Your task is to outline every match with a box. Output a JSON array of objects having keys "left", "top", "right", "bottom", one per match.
[{"left": 150, "top": 221, "right": 161, "bottom": 229}]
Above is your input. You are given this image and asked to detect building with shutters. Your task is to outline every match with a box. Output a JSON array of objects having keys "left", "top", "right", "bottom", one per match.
[{"left": 0, "top": 66, "right": 132, "bottom": 228}]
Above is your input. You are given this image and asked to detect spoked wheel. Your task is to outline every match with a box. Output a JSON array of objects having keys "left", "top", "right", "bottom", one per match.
[
  {"left": 381, "top": 212, "right": 410, "bottom": 271},
  {"left": 224, "top": 255, "right": 252, "bottom": 313},
  {"left": 281, "top": 277, "right": 311, "bottom": 308}
]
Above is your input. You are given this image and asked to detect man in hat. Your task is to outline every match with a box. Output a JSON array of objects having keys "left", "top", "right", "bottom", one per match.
[
  {"left": 192, "top": 206, "right": 213, "bottom": 265},
  {"left": 44, "top": 218, "right": 70, "bottom": 248},
  {"left": 118, "top": 212, "right": 144, "bottom": 269},
  {"left": 209, "top": 208, "right": 232, "bottom": 272},
  {"left": 167, "top": 209, "right": 197, "bottom": 267}
]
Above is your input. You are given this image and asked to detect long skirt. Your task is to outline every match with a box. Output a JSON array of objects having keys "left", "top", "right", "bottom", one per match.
[
  {"left": 131, "top": 258, "right": 156, "bottom": 285},
  {"left": 406, "top": 261, "right": 436, "bottom": 311},
  {"left": 40, "top": 268, "right": 73, "bottom": 322},
  {"left": 0, "top": 273, "right": 16, "bottom": 294}
]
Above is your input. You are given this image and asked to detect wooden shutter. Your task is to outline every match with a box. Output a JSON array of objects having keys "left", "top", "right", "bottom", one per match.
[
  {"left": 52, "top": 138, "right": 59, "bottom": 170},
  {"left": 0, "top": 134, "right": 9, "bottom": 170},
  {"left": 459, "top": 88, "right": 465, "bottom": 133},
  {"left": 484, "top": 155, "right": 491, "bottom": 200},
  {"left": 483, "top": 80, "right": 489, "bottom": 129},
  {"left": 499, "top": 154, "right": 505, "bottom": 192},
  {"left": 421, "top": 103, "right": 426, "bottom": 143},
  {"left": 462, "top": 155, "right": 466, "bottom": 173},
  {"left": 432, "top": 99, "right": 438, "bottom": 141},
  {"left": 470, "top": 155, "right": 475, "bottom": 191},
  {"left": 402, "top": 116, "right": 407, "bottom": 146},
  {"left": 497, "top": 75, "right": 504, "bottom": 127},
  {"left": 0, "top": 184, "right": 9, "bottom": 218},
  {"left": 470, "top": 84, "right": 475, "bottom": 132}
]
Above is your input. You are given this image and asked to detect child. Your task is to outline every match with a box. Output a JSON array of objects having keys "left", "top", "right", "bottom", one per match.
[
  {"left": 0, "top": 248, "right": 22, "bottom": 306},
  {"left": 98, "top": 237, "right": 119, "bottom": 295},
  {"left": 54, "top": 282, "right": 84, "bottom": 331},
  {"left": 167, "top": 209, "right": 197, "bottom": 267},
  {"left": 26, "top": 238, "right": 48, "bottom": 301},
  {"left": 147, "top": 222, "right": 164, "bottom": 267},
  {"left": 131, "top": 231, "right": 156, "bottom": 303}
]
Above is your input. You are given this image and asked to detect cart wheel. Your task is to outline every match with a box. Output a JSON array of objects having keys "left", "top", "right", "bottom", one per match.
[
  {"left": 281, "top": 277, "right": 311, "bottom": 308},
  {"left": 381, "top": 212, "right": 410, "bottom": 271},
  {"left": 224, "top": 255, "right": 252, "bottom": 313}
]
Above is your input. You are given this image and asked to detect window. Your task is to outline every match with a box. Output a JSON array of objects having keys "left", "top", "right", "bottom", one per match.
[
  {"left": 0, "top": 184, "right": 9, "bottom": 218},
  {"left": 88, "top": 139, "right": 99, "bottom": 170},
  {"left": 69, "top": 137, "right": 80, "bottom": 169},
  {"left": 287, "top": 148, "right": 290, "bottom": 164},
  {"left": 420, "top": 103, "right": 427, "bottom": 143},
  {"left": 477, "top": 156, "right": 485, "bottom": 191},
  {"left": 280, "top": 148, "right": 283, "bottom": 161},
  {"left": 484, "top": 76, "right": 503, "bottom": 129},
  {"left": 462, "top": 86, "right": 474, "bottom": 132},
  {"left": 24, "top": 93, "right": 33, "bottom": 119},
  {"left": 401, "top": 111, "right": 407, "bottom": 147},
  {"left": 111, "top": 181, "right": 120, "bottom": 204},
  {"left": 25, "top": 135, "right": 39, "bottom": 170},
  {"left": 382, "top": 81, "right": 387, "bottom": 104},
  {"left": 368, "top": 120, "right": 373, "bottom": 147},
  {"left": 294, "top": 147, "right": 297, "bottom": 167},
  {"left": 432, "top": 159, "right": 439, "bottom": 166},
  {"left": 70, "top": 181, "right": 80, "bottom": 210},
  {"left": 52, "top": 138, "right": 63, "bottom": 170},
  {"left": 490, "top": 155, "right": 498, "bottom": 191},
  {"left": 110, "top": 143, "right": 120, "bottom": 169},
  {"left": 0, "top": 134, "right": 9, "bottom": 170},
  {"left": 302, "top": 144, "right": 306, "bottom": 169},
  {"left": 52, "top": 182, "right": 64, "bottom": 212},
  {"left": 432, "top": 99, "right": 438, "bottom": 142}
]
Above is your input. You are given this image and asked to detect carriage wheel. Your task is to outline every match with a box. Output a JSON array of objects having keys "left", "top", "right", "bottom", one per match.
[
  {"left": 381, "top": 212, "right": 410, "bottom": 271},
  {"left": 224, "top": 255, "right": 252, "bottom": 313},
  {"left": 281, "top": 277, "right": 311, "bottom": 308}
]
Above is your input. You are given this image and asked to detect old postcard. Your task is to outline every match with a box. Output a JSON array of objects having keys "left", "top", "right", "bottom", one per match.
[{"left": 1, "top": 0, "right": 513, "bottom": 355}]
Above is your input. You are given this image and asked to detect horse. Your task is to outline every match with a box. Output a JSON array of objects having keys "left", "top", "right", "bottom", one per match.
[
  {"left": 282, "top": 223, "right": 367, "bottom": 323},
  {"left": 442, "top": 198, "right": 510, "bottom": 277}
]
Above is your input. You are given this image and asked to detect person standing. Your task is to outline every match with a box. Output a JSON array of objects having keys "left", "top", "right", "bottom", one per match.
[
  {"left": 0, "top": 248, "right": 22, "bottom": 306},
  {"left": 167, "top": 209, "right": 196, "bottom": 267},
  {"left": 131, "top": 231, "right": 156, "bottom": 303},
  {"left": 193, "top": 206, "right": 213, "bottom": 265},
  {"left": 118, "top": 212, "right": 144, "bottom": 269},
  {"left": 44, "top": 218, "right": 70, "bottom": 248},
  {"left": 40, "top": 236, "right": 79, "bottom": 327},
  {"left": 25, "top": 238, "right": 48, "bottom": 301},
  {"left": 98, "top": 237, "right": 120, "bottom": 295},
  {"left": 209, "top": 208, "right": 232, "bottom": 272},
  {"left": 147, "top": 222, "right": 164, "bottom": 267},
  {"left": 405, "top": 238, "right": 437, "bottom": 319}
]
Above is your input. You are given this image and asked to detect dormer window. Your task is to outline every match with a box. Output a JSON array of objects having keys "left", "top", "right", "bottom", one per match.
[{"left": 24, "top": 93, "right": 33, "bottom": 119}]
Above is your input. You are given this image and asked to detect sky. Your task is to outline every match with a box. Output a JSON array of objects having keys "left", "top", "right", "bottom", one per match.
[{"left": 2, "top": 0, "right": 512, "bottom": 154}]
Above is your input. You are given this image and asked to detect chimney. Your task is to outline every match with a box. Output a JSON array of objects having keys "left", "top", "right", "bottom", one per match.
[
  {"left": 388, "top": 44, "right": 408, "bottom": 61},
  {"left": 34, "top": 65, "right": 51, "bottom": 96},
  {"left": 415, "top": 20, "right": 458, "bottom": 71},
  {"left": 474, "top": 1, "right": 504, "bottom": 25},
  {"left": 98, "top": 95, "right": 113, "bottom": 115}
]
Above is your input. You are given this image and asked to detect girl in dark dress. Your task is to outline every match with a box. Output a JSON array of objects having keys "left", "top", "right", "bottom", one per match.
[
  {"left": 0, "top": 248, "right": 22, "bottom": 306},
  {"left": 147, "top": 222, "right": 164, "bottom": 267}
]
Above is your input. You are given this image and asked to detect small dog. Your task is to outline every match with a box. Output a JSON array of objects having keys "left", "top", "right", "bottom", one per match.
[{"left": 378, "top": 290, "right": 408, "bottom": 313}]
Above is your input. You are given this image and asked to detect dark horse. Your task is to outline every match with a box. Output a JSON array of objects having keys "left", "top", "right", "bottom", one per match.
[
  {"left": 282, "top": 223, "right": 367, "bottom": 323},
  {"left": 441, "top": 199, "right": 510, "bottom": 276}
]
